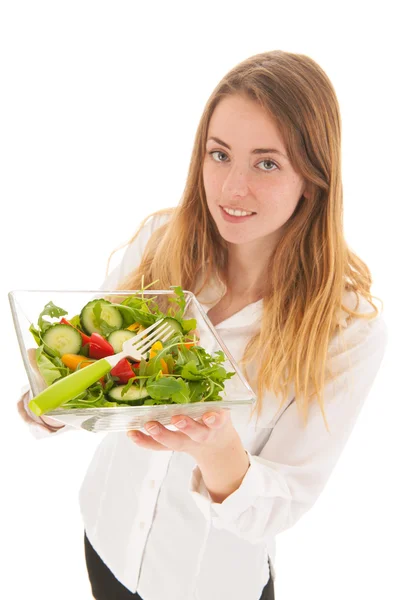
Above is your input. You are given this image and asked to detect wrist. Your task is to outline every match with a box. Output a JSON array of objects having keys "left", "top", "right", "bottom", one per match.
[
  {"left": 193, "top": 434, "right": 250, "bottom": 504},
  {"left": 21, "top": 388, "right": 64, "bottom": 432},
  {"left": 193, "top": 428, "right": 241, "bottom": 465}
]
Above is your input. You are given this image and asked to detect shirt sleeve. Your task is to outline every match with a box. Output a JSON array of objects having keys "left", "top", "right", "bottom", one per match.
[
  {"left": 21, "top": 212, "right": 172, "bottom": 439},
  {"left": 189, "top": 310, "right": 389, "bottom": 544}
]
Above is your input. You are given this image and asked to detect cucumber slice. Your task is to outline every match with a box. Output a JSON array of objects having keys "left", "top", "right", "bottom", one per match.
[
  {"left": 163, "top": 317, "right": 183, "bottom": 336},
  {"left": 80, "top": 300, "right": 123, "bottom": 335},
  {"left": 42, "top": 324, "right": 82, "bottom": 355},
  {"left": 107, "top": 329, "right": 136, "bottom": 353},
  {"left": 107, "top": 385, "right": 149, "bottom": 402}
]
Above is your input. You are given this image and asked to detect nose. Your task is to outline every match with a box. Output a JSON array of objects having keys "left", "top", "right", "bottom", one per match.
[{"left": 222, "top": 164, "right": 250, "bottom": 198}]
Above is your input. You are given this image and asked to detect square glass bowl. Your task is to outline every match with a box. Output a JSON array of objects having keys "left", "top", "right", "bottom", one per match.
[{"left": 9, "top": 289, "right": 257, "bottom": 433}]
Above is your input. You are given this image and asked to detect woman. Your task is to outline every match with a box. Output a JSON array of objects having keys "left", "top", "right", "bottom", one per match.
[{"left": 18, "top": 50, "right": 387, "bottom": 600}]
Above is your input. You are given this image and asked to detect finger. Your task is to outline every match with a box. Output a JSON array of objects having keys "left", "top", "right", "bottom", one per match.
[
  {"left": 126, "top": 429, "right": 168, "bottom": 451},
  {"left": 17, "top": 399, "right": 52, "bottom": 432},
  {"left": 40, "top": 414, "right": 64, "bottom": 428},
  {"left": 200, "top": 409, "right": 231, "bottom": 429},
  {"left": 142, "top": 421, "right": 189, "bottom": 451},
  {"left": 17, "top": 398, "right": 32, "bottom": 424},
  {"left": 169, "top": 415, "right": 211, "bottom": 443},
  {"left": 169, "top": 410, "right": 230, "bottom": 442}
]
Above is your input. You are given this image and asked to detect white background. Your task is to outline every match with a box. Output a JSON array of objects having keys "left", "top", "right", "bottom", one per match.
[{"left": 1, "top": 1, "right": 399, "bottom": 598}]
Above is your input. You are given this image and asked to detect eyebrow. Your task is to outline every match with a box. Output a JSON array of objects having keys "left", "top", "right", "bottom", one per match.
[{"left": 207, "top": 136, "right": 287, "bottom": 159}]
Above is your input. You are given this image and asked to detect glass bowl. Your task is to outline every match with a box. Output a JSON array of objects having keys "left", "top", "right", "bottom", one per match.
[{"left": 9, "top": 289, "right": 256, "bottom": 433}]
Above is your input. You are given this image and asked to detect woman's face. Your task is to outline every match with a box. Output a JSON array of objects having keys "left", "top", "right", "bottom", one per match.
[{"left": 203, "top": 94, "right": 307, "bottom": 247}]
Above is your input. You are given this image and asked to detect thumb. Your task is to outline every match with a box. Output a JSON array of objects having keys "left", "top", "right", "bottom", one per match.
[{"left": 202, "top": 409, "right": 230, "bottom": 428}]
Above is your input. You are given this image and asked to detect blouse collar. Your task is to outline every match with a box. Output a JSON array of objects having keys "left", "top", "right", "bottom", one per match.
[
  {"left": 193, "top": 266, "right": 361, "bottom": 331},
  {"left": 194, "top": 267, "right": 263, "bottom": 329}
]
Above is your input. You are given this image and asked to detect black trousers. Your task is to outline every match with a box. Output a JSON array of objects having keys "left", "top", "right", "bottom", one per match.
[{"left": 84, "top": 531, "right": 275, "bottom": 600}]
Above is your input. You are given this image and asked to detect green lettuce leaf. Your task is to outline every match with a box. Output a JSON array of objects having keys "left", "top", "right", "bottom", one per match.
[
  {"left": 181, "top": 318, "right": 197, "bottom": 334},
  {"left": 69, "top": 315, "right": 82, "bottom": 329},
  {"left": 29, "top": 324, "right": 41, "bottom": 346},
  {"left": 35, "top": 345, "right": 63, "bottom": 386}
]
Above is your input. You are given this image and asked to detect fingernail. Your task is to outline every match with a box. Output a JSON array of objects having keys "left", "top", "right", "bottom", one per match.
[
  {"left": 204, "top": 415, "right": 216, "bottom": 425},
  {"left": 147, "top": 424, "right": 160, "bottom": 434},
  {"left": 174, "top": 419, "right": 187, "bottom": 428}
]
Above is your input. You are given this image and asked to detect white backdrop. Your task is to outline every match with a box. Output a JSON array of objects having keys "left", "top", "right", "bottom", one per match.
[{"left": 1, "top": 1, "right": 399, "bottom": 599}]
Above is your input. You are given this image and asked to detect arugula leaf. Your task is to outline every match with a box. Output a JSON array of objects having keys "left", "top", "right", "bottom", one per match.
[
  {"left": 86, "top": 383, "right": 104, "bottom": 402},
  {"left": 139, "top": 359, "right": 147, "bottom": 391},
  {"left": 164, "top": 354, "right": 175, "bottom": 374},
  {"left": 211, "top": 350, "right": 226, "bottom": 363},
  {"left": 50, "top": 354, "right": 69, "bottom": 371},
  {"left": 146, "top": 377, "right": 190, "bottom": 403},
  {"left": 142, "top": 398, "right": 168, "bottom": 405},
  {"left": 168, "top": 285, "right": 186, "bottom": 320},
  {"left": 180, "top": 360, "right": 204, "bottom": 380},
  {"left": 63, "top": 380, "right": 108, "bottom": 408},
  {"left": 114, "top": 300, "right": 158, "bottom": 328},
  {"left": 80, "top": 343, "right": 90, "bottom": 357},
  {"left": 170, "top": 378, "right": 191, "bottom": 403},
  {"left": 37, "top": 301, "right": 68, "bottom": 333},
  {"left": 187, "top": 380, "right": 208, "bottom": 402},
  {"left": 144, "top": 356, "right": 158, "bottom": 377},
  {"left": 120, "top": 377, "right": 137, "bottom": 397},
  {"left": 174, "top": 344, "right": 199, "bottom": 367},
  {"left": 121, "top": 296, "right": 148, "bottom": 309},
  {"left": 148, "top": 298, "right": 163, "bottom": 315},
  {"left": 103, "top": 374, "right": 115, "bottom": 394}
]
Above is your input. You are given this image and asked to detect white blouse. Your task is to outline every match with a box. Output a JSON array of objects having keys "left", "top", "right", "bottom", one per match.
[{"left": 21, "top": 212, "right": 388, "bottom": 600}]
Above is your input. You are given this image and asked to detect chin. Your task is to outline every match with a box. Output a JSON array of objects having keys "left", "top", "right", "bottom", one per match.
[{"left": 217, "top": 228, "right": 261, "bottom": 245}]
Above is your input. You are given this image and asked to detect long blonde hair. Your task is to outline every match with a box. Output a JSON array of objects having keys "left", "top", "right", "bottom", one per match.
[{"left": 108, "top": 50, "right": 382, "bottom": 431}]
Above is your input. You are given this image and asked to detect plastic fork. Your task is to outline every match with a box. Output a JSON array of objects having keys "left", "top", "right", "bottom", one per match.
[{"left": 29, "top": 318, "right": 174, "bottom": 416}]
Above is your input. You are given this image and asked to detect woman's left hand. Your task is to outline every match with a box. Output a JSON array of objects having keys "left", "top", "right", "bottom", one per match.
[{"left": 127, "top": 409, "right": 241, "bottom": 461}]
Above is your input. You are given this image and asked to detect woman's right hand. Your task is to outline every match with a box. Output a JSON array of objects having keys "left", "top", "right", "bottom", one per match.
[
  {"left": 17, "top": 388, "right": 65, "bottom": 432},
  {"left": 17, "top": 389, "right": 37, "bottom": 426}
]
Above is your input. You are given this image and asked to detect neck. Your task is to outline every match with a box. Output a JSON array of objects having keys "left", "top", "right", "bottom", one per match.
[{"left": 226, "top": 241, "right": 274, "bottom": 300}]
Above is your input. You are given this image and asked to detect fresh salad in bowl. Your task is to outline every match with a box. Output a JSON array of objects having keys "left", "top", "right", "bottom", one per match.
[{"left": 27, "top": 284, "right": 235, "bottom": 414}]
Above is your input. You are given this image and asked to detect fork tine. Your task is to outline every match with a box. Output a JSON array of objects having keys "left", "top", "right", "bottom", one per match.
[
  {"left": 133, "top": 321, "right": 173, "bottom": 352},
  {"left": 159, "top": 327, "right": 175, "bottom": 345},
  {"left": 130, "top": 318, "right": 165, "bottom": 343},
  {"left": 138, "top": 325, "right": 175, "bottom": 354}
]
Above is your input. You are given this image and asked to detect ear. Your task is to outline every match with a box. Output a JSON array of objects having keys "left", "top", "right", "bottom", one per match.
[{"left": 302, "top": 182, "right": 311, "bottom": 200}]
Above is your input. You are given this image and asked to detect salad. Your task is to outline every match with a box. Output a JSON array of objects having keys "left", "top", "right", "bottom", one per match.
[{"left": 27, "top": 283, "right": 235, "bottom": 414}]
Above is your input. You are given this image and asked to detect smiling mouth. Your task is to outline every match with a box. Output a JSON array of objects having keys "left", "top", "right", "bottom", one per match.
[{"left": 220, "top": 206, "right": 256, "bottom": 217}]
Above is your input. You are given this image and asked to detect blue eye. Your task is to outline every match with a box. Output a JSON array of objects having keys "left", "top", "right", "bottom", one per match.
[{"left": 208, "top": 151, "right": 278, "bottom": 172}]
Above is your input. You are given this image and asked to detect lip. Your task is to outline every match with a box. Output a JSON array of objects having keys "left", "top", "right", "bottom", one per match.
[
  {"left": 220, "top": 205, "right": 255, "bottom": 213},
  {"left": 219, "top": 205, "right": 256, "bottom": 223}
]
